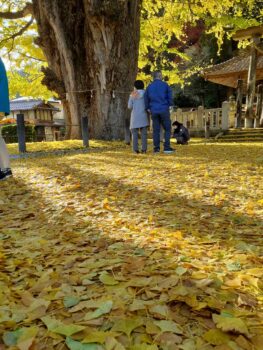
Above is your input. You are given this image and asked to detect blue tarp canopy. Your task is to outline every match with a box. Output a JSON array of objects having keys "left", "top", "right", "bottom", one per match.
[{"left": 0, "top": 58, "right": 10, "bottom": 115}]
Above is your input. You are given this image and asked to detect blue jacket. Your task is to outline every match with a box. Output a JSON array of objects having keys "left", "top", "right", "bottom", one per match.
[
  {"left": 0, "top": 58, "right": 10, "bottom": 115},
  {"left": 144, "top": 79, "right": 173, "bottom": 114}
]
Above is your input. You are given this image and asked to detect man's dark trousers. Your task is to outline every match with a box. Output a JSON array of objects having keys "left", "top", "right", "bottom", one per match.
[{"left": 152, "top": 111, "right": 171, "bottom": 152}]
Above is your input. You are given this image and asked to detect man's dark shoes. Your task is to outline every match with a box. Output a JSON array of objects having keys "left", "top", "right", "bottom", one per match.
[
  {"left": 0, "top": 168, "right": 12, "bottom": 181},
  {"left": 5, "top": 169, "right": 12, "bottom": 178},
  {"left": 0, "top": 171, "right": 6, "bottom": 181},
  {"left": 163, "top": 148, "right": 175, "bottom": 154}
]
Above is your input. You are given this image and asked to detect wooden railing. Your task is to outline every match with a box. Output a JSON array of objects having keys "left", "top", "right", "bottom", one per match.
[{"left": 172, "top": 102, "right": 230, "bottom": 131}]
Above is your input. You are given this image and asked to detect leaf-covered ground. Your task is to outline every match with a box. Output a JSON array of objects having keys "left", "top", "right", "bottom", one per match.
[
  {"left": 7, "top": 140, "right": 125, "bottom": 156},
  {"left": 1, "top": 141, "right": 263, "bottom": 350}
]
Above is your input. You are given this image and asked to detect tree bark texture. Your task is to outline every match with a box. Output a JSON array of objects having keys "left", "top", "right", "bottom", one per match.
[{"left": 32, "top": 0, "right": 142, "bottom": 139}]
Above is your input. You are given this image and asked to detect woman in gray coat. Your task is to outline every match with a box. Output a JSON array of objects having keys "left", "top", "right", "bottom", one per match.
[{"left": 128, "top": 80, "right": 149, "bottom": 153}]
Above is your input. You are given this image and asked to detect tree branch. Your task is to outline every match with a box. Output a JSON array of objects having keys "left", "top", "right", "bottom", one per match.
[
  {"left": 1, "top": 17, "right": 34, "bottom": 45},
  {"left": 187, "top": 0, "right": 195, "bottom": 20},
  {"left": 0, "top": 2, "right": 33, "bottom": 19},
  {"left": 16, "top": 51, "right": 46, "bottom": 63}
]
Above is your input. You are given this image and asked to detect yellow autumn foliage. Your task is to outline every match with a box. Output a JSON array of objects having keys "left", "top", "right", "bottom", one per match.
[{"left": 0, "top": 140, "right": 263, "bottom": 349}]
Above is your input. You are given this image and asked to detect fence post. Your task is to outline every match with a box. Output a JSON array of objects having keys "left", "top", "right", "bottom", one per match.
[
  {"left": 197, "top": 106, "right": 204, "bottom": 130},
  {"left": 222, "top": 101, "right": 230, "bottom": 131},
  {"left": 205, "top": 114, "right": 210, "bottom": 139},
  {"left": 17, "top": 114, "right": 26, "bottom": 153},
  {"left": 81, "top": 116, "right": 89, "bottom": 147}
]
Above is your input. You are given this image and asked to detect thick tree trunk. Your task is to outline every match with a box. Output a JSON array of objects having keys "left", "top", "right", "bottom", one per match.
[{"left": 32, "top": 0, "right": 141, "bottom": 139}]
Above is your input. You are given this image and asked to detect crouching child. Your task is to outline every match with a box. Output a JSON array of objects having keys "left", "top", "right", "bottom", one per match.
[{"left": 172, "top": 121, "right": 190, "bottom": 145}]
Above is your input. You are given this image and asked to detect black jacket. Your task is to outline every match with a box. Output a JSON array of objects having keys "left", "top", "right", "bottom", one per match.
[{"left": 173, "top": 124, "right": 190, "bottom": 141}]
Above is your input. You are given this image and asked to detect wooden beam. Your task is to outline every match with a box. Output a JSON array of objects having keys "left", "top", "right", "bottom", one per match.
[
  {"left": 235, "top": 79, "right": 243, "bottom": 128},
  {"left": 255, "top": 84, "right": 263, "bottom": 127},
  {"left": 233, "top": 24, "right": 263, "bottom": 41},
  {"left": 245, "top": 37, "right": 260, "bottom": 127}
]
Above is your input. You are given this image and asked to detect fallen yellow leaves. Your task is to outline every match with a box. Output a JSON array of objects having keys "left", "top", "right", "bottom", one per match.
[
  {"left": 212, "top": 314, "right": 250, "bottom": 337},
  {"left": 0, "top": 141, "right": 263, "bottom": 349}
]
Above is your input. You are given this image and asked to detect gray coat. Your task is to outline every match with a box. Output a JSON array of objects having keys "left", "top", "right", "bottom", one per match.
[{"left": 128, "top": 90, "right": 149, "bottom": 129}]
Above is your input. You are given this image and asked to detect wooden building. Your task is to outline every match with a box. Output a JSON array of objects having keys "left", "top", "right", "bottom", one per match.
[
  {"left": 10, "top": 98, "right": 65, "bottom": 141},
  {"left": 203, "top": 25, "right": 263, "bottom": 128}
]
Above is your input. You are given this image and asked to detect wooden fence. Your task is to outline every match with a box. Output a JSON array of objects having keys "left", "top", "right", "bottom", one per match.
[{"left": 172, "top": 102, "right": 231, "bottom": 134}]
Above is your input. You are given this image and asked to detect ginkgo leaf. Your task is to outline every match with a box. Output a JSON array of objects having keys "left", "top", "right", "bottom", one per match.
[
  {"left": 84, "top": 300, "right": 113, "bottom": 320},
  {"left": 41, "top": 316, "right": 85, "bottom": 336},
  {"left": 111, "top": 318, "right": 144, "bottom": 337},
  {"left": 169, "top": 285, "right": 190, "bottom": 297},
  {"left": 3, "top": 329, "right": 23, "bottom": 346},
  {"left": 203, "top": 329, "right": 230, "bottom": 345},
  {"left": 16, "top": 327, "right": 39, "bottom": 350},
  {"left": 130, "top": 344, "right": 158, "bottom": 350},
  {"left": 41, "top": 316, "right": 62, "bottom": 330},
  {"left": 52, "top": 324, "right": 86, "bottom": 337},
  {"left": 212, "top": 314, "right": 250, "bottom": 337},
  {"left": 191, "top": 272, "right": 208, "bottom": 279},
  {"left": 82, "top": 279, "right": 96, "bottom": 286},
  {"left": 82, "top": 331, "right": 119, "bottom": 344},
  {"left": 64, "top": 296, "right": 80, "bottom": 308},
  {"left": 175, "top": 267, "right": 188, "bottom": 276},
  {"left": 145, "top": 320, "right": 161, "bottom": 335},
  {"left": 69, "top": 300, "right": 99, "bottom": 313},
  {"left": 226, "top": 262, "right": 242, "bottom": 271},
  {"left": 245, "top": 268, "right": 263, "bottom": 277},
  {"left": 236, "top": 335, "right": 254, "bottom": 350},
  {"left": 129, "top": 299, "right": 147, "bottom": 311},
  {"left": 69, "top": 298, "right": 113, "bottom": 314},
  {"left": 178, "top": 339, "right": 195, "bottom": 350},
  {"left": 251, "top": 334, "right": 263, "bottom": 350},
  {"left": 3, "top": 327, "right": 39, "bottom": 350},
  {"left": 149, "top": 304, "right": 169, "bottom": 318},
  {"left": 105, "top": 337, "right": 126, "bottom": 350},
  {"left": 65, "top": 337, "right": 104, "bottom": 350},
  {"left": 154, "top": 320, "right": 184, "bottom": 334},
  {"left": 99, "top": 272, "right": 119, "bottom": 286}
]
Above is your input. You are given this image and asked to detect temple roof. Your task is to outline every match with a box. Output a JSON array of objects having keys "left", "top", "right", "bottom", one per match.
[
  {"left": 10, "top": 98, "right": 59, "bottom": 112},
  {"left": 202, "top": 46, "right": 263, "bottom": 88}
]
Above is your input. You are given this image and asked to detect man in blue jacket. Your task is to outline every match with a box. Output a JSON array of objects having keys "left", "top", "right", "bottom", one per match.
[
  {"left": 144, "top": 71, "right": 174, "bottom": 153},
  {"left": 0, "top": 57, "right": 12, "bottom": 180}
]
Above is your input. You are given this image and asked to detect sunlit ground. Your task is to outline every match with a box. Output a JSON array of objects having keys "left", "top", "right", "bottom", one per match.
[
  {"left": 1, "top": 140, "right": 263, "bottom": 349},
  {"left": 7, "top": 138, "right": 209, "bottom": 155}
]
